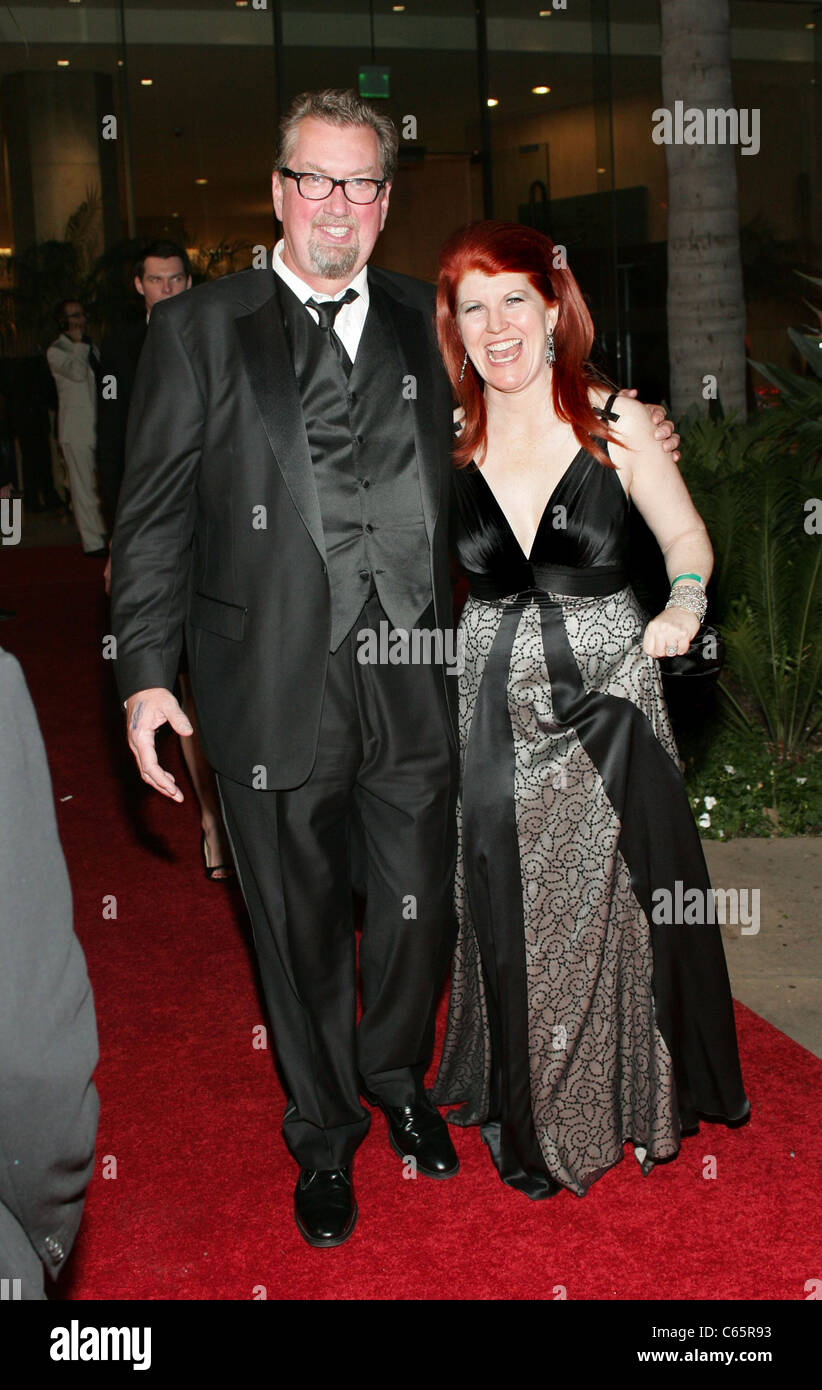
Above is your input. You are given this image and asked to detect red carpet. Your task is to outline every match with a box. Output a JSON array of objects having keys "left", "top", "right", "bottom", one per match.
[{"left": 2, "top": 546, "right": 820, "bottom": 1300}]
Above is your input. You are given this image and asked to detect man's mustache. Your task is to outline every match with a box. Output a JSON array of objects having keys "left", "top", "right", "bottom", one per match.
[{"left": 312, "top": 216, "right": 357, "bottom": 230}]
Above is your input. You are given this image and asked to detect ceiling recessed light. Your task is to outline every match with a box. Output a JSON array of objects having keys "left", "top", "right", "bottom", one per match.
[
  {"left": 487, "top": 97, "right": 499, "bottom": 108},
  {"left": 117, "top": 59, "right": 124, "bottom": 67},
  {"left": 596, "top": 166, "right": 607, "bottom": 174},
  {"left": 140, "top": 78, "right": 153, "bottom": 86},
  {"left": 57, "top": 59, "right": 70, "bottom": 67},
  {"left": 539, "top": 8, "right": 552, "bottom": 15},
  {"left": 393, "top": 4, "right": 406, "bottom": 11},
  {"left": 195, "top": 178, "right": 208, "bottom": 186},
  {"left": 235, "top": 1, "right": 249, "bottom": 7},
  {"left": 532, "top": 85, "right": 550, "bottom": 95},
  {"left": 806, "top": 21, "right": 815, "bottom": 29}
]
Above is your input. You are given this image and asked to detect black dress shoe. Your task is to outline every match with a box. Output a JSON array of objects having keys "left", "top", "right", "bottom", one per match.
[
  {"left": 294, "top": 1167, "right": 357, "bottom": 1248},
  {"left": 377, "top": 1096, "right": 459, "bottom": 1179}
]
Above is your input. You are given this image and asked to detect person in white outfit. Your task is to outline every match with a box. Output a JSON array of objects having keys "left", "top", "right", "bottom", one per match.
[{"left": 46, "top": 301, "right": 107, "bottom": 555}]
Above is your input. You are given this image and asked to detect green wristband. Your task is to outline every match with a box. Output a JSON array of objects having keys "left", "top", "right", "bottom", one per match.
[{"left": 671, "top": 572, "right": 703, "bottom": 587}]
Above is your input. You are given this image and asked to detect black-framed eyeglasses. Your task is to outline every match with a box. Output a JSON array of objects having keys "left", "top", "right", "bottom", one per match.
[{"left": 279, "top": 167, "right": 387, "bottom": 205}]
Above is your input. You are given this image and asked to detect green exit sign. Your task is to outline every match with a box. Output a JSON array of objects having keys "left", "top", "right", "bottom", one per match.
[{"left": 358, "top": 65, "right": 390, "bottom": 99}]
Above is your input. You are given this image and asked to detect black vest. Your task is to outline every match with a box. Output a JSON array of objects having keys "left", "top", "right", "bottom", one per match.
[{"left": 275, "top": 275, "right": 431, "bottom": 650}]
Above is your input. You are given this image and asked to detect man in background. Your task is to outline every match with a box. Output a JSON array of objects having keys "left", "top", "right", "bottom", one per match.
[
  {"left": 98, "top": 241, "right": 192, "bottom": 529},
  {"left": 10, "top": 356, "right": 61, "bottom": 514},
  {"left": 46, "top": 301, "right": 107, "bottom": 556},
  {"left": 100, "top": 242, "right": 232, "bottom": 878}
]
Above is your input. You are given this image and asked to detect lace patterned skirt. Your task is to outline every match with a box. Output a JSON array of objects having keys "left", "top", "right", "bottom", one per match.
[{"left": 431, "top": 587, "right": 748, "bottom": 1199}]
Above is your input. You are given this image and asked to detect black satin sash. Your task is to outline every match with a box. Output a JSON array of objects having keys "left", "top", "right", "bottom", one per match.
[
  {"left": 467, "top": 562, "right": 627, "bottom": 602},
  {"left": 461, "top": 596, "right": 749, "bottom": 1198}
]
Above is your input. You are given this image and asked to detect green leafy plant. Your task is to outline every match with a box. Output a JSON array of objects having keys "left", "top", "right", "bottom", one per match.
[
  {"left": 681, "top": 721, "right": 821, "bottom": 838},
  {"left": 62, "top": 186, "right": 102, "bottom": 286},
  {"left": 0, "top": 208, "right": 251, "bottom": 352},
  {"left": 787, "top": 271, "right": 822, "bottom": 379},
  {"left": 188, "top": 240, "right": 254, "bottom": 282},
  {"left": 679, "top": 374, "right": 822, "bottom": 760},
  {"left": 0, "top": 239, "right": 83, "bottom": 353}
]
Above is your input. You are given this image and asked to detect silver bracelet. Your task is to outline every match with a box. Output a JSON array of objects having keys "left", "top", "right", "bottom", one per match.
[{"left": 665, "top": 584, "right": 707, "bottom": 623}]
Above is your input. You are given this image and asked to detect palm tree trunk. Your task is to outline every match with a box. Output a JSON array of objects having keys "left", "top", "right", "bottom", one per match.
[{"left": 661, "top": 0, "right": 747, "bottom": 419}]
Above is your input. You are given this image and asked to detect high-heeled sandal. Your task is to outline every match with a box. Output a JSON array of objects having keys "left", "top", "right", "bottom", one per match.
[{"left": 200, "top": 830, "right": 234, "bottom": 881}]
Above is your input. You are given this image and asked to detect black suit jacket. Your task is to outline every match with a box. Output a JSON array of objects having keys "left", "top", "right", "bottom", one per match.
[
  {"left": 97, "top": 319, "right": 147, "bottom": 526},
  {"left": 111, "top": 261, "right": 457, "bottom": 789}
]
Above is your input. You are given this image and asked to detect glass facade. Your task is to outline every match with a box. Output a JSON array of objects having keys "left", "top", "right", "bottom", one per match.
[{"left": 0, "top": 0, "right": 819, "bottom": 390}]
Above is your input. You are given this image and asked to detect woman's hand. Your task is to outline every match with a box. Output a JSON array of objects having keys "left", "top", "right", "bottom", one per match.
[{"left": 643, "top": 605, "right": 700, "bottom": 658}]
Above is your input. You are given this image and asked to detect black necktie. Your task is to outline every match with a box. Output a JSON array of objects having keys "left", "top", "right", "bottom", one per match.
[{"left": 306, "top": 289, "right": 359, "bottom": 377}]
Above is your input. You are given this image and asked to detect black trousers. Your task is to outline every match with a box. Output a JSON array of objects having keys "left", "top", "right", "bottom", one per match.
[{"left": 216, "top": 593, "right": 458, "bottom": 1170}]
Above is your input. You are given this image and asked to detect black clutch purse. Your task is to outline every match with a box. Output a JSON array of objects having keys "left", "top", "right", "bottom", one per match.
[{"left": 659, "top": 625, "right": 724, "bottom": 702}]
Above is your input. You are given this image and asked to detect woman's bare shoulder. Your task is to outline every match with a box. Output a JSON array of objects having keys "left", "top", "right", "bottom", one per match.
[
  {"left": 586, "top": 386, "right": 655, "bottom": 448},
  {"left": 586, "top": 381, "right": 615, "bottom": 412}
]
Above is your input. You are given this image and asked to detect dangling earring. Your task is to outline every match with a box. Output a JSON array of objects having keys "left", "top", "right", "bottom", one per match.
[
  {"left": 459, "top": 350, "right": 468, "bottom": 383},
  {"left": 545, "top": 332, "right": 556, "bottom": 366}
]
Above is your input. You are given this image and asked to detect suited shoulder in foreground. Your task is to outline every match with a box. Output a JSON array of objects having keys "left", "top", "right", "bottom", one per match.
[{"left": 0, "top": 650, "right": 99, "bottom": 1296}]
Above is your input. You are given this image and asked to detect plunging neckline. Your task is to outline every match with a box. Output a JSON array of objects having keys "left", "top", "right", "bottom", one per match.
[{"left": 473, "top": 445, "right": 587, "bottom": 562}]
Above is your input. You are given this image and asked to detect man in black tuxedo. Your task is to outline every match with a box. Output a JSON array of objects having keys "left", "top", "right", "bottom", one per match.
[
  {"left": 97, "top": 241, "right": 192, "bottom": 528},
  {"left": 112, "top": 90, "right": 460, "bottom": 1248},
  {"left": 112, "top": 89, "right": 679, "bottom": 1248}
]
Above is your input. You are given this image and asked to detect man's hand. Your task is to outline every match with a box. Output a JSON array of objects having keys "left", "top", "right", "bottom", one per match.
[
  {"left": 617, "top": 388, "right": 680, "bottom": 462},
  {"left": 124, "top": 688, "right": 193, "bottom": 801}
]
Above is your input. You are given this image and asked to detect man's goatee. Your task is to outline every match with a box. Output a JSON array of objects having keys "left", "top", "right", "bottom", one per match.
[{"left": 308, "top": 238, "right": 360, "bottom": 280}]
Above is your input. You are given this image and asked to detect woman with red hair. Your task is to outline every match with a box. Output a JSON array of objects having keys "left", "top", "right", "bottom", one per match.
[{"left": 431, "top": 221, "right": 748, "bottom": 1199}]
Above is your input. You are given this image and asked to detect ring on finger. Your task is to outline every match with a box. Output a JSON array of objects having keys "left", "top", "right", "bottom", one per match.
[{"left": 665, "top": 644, "right": 677, "bottom": 656}]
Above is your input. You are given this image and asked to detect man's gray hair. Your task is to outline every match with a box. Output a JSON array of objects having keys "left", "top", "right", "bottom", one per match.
[{"left": 275, "top": 88, "right": 399, "bottom": 184}]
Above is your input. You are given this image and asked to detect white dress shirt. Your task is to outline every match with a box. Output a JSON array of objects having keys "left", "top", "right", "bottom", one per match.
[{"left": 272, "top": 240, "right": 369, "bottom": 363}]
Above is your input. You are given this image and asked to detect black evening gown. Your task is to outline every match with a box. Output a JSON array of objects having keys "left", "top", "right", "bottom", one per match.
[{"left": 432, "top": 397, "right": 749, "bottom": 1199}]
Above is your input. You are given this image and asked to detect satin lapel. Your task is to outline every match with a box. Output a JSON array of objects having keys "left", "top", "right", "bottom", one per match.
[
  {"left": 234, "top": 287, "right": 326, "bottom": 562},
  {"left": 367, "top": 276, "right": 443, "bottom": 538}
]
